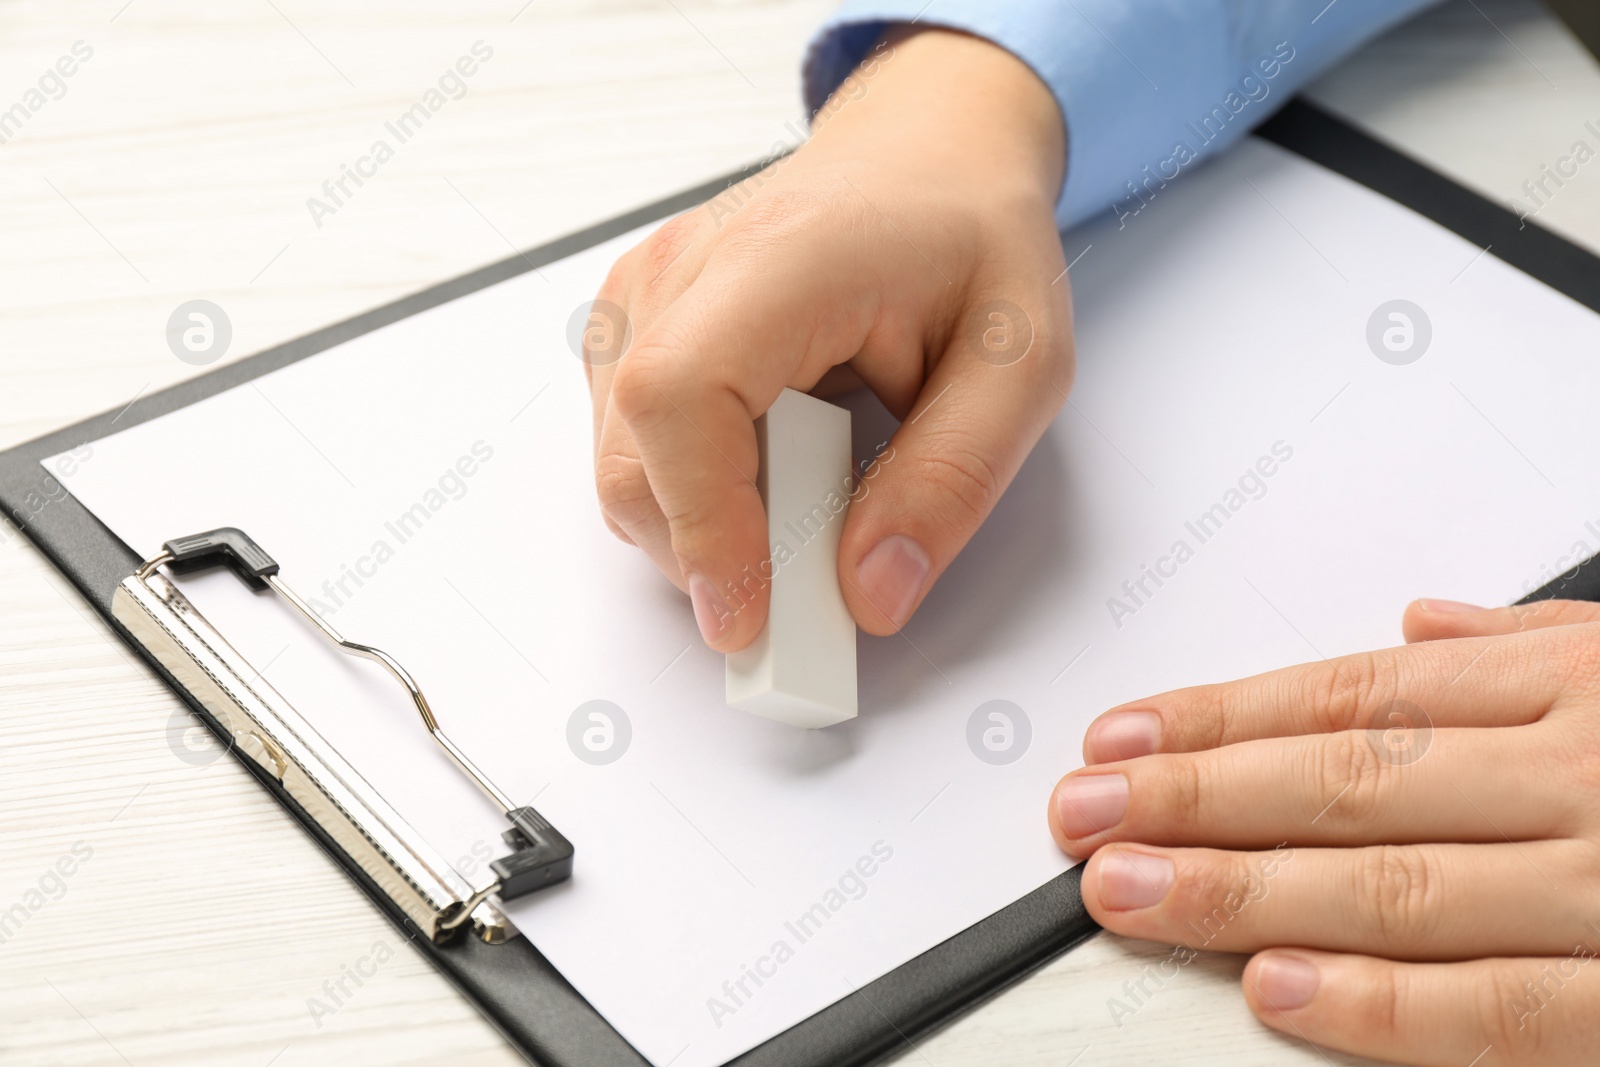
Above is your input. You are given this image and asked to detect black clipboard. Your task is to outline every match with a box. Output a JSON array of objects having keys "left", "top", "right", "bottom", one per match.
[{"left": 3, "top": 99, "right": 1597, "bottom": 1066}]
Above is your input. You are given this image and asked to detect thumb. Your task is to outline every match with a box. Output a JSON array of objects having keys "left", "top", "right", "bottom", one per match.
[
  {"left": 1402, "top": 597, "right": 1600, "bottom": 643},
  {"left": 838, "top": 296, "right": 1071, "bottom": 635}
]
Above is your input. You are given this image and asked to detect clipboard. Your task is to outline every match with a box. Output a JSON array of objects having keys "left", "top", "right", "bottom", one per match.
[{"left": 3, "top": 98, "right": 1597, "bottom": 1066}]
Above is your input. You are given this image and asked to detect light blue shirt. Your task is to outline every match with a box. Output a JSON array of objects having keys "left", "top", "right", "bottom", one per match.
[{"left": 803, "top": 0, "right": 1443, "bottom": 229}]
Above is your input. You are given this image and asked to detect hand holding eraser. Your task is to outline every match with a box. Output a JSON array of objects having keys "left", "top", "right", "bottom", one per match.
[{"left": 725, "top": 389, "right": 858, "bottom": 728}]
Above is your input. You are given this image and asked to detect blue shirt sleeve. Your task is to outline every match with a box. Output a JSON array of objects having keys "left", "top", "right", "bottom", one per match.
[{"left": 802, "top": 0, "right": 1444, "bottom": 230}]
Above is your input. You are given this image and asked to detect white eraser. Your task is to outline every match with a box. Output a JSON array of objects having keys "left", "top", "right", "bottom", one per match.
[{"left": 726, "top": 388, "right": 858, "bottom": 729}]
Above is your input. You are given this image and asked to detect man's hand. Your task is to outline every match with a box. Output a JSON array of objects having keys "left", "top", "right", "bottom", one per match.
[
  {"left": 1050, "top": 597, "right": 1600, "bottom": 1066},
  {"left": 583, "top": 27, "right": 1071, "bottom": 650}
]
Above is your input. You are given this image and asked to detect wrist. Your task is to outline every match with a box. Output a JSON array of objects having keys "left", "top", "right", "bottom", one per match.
[{"left": 807, "top": 26, "right": 1066, "bottom": 211}]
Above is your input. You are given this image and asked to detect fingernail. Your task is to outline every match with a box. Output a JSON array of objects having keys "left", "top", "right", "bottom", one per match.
[
  {"left": 1255, "top": 954, "right": 1320, "bottom": 1011},
  {"left": 1418, "top": 598, "right": 1485, "bottom": 613},
  {"left": 856, "top": 534, "right": 930, "bottom": 630},
  {"left": 1086, "top": 710, "right": 1161, "bottom": 762},
  {"left": 1053, "top": 774, "right": 1129, "bottom": 840},
  {"left": 1096, "top": 850, "right": 1174, "bottom": 910},
  {"left": 688, "top": 573, "right": 730, "bottom": 645}
]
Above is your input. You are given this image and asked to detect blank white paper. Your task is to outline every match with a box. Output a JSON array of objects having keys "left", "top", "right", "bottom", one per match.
[{"left": 48, "top": 138, "right": 1600, "bottom": 1066}]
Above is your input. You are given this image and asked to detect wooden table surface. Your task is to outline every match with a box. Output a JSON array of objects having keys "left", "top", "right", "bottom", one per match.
[{"left": 3, "top": 2, "right": 1597, "bottom": 1065}]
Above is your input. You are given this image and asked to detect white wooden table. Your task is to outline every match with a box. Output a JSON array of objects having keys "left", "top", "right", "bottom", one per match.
[{"left": 2, "top": 2, "right": 1597, "bottom": 1065}]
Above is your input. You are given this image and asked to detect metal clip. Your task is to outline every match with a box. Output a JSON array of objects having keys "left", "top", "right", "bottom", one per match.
[{"left": 116, "top": 527, "right": 573, "bottom": 942}]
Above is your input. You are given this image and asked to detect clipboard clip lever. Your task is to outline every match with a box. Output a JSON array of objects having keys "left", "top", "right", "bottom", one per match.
[{"left": 146, "top": 528, "right": 574, "bottom": 913}]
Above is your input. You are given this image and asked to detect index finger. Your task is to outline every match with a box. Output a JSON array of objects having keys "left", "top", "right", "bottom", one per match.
[
  {"left": 1082, "top": 625, "right": 1585, "bottom": 763},
  {"left": 608, "top": 244, "right": 879, "bottom": 652}
]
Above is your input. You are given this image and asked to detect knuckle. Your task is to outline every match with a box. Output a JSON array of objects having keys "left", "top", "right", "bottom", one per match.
[
  {"left": 1361, "top": 964, "right": 1407, "bottom": 1045},
  {"left": 1311, "top": 731, "right": 1387, "bottom": 831},
  {"left": 1184, "top": 684, "right": 1235, "bottom": 750},
  {"left": 609, "top": 344, "right": 676, "bottom": 431},
  {"left": 657, "top": 490, "right": 724, "bottom": 538},
  {"left": 593, "top": 449, "right": 656, "bottom": 532},
  {"left": 1356, "top": 846, "right": 1437, "bottom": 946},
  {"left": 1161, "top": 756, "right": 1206, "bottom": 833},
  {"left": 638, "top": 213, "right": 701, "bottom": 285},
  {"left": 1172, "top": 851, "right": 1251, "bottom": 940},
  {"left": 912, "top": 441, "right": 1003, "bottom": 535},
  {"left": 1480, "top": 963, "right": 1551, "bottom": 1063},
  {"left": 1301, "top": 650, "right": 1389, "bottom": 733}
]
